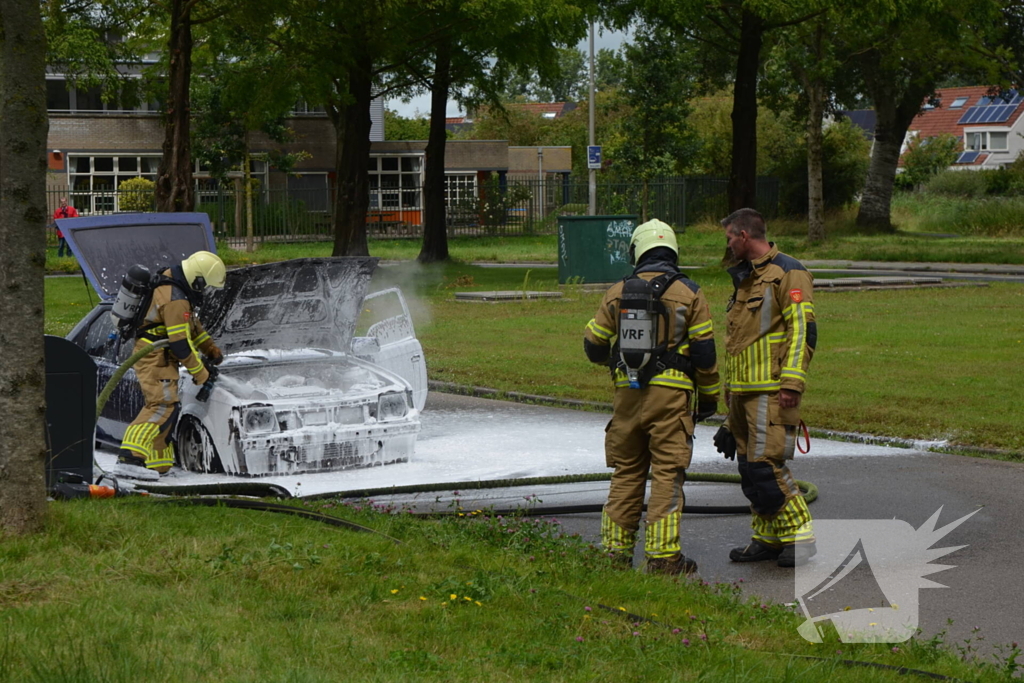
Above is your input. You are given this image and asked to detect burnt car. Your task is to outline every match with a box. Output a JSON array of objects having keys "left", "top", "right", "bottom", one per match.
[{"left": 60, "top": 213, "right": 427, "bottom": 476}]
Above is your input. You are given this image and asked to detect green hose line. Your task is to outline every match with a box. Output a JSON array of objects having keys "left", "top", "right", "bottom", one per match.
[
  {"left": 299, "top": 471, "right": 819, "bottom": 514},
  {"left": 96, "top": 339, "right": 169, "bottom": 420}
]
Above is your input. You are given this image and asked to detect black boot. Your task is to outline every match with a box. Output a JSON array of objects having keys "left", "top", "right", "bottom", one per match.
[
  {"left": 729, "top": 540, "right": 783, "bottom": 562},
  {"left": 777, "top": 542, "right": 817, "bottom": 567},
  {"left": 645, "top": 554, "right": 698, "bottom": 576}
]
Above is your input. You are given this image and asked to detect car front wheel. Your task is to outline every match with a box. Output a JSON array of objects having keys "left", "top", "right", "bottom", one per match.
[{"left": 176, "top": 416, "right": 225, "bottom": 474}]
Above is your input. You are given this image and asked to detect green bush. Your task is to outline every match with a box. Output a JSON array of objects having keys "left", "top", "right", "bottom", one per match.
[
  {"left": 901, "top": 133, "right": 960, "bottom": 188},
  {"left": 117, "top": 177, "right": 155, "bottom": 212},
  {"left": 923, "top": 170, "right": 988, "bottom": 198}
]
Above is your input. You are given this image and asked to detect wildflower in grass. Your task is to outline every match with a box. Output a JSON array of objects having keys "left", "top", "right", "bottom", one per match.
[
  {"left": 892, "top": 646, "right": 900, "bottom": 653},
  {"left": 584, "top": 606, "right": 592, "bottom": 612},
  {"left": 450, "top": 594, "right": 457, "bottom": 600},
  {"left": 419, "top": 597, "right": 427, "bottom": 601},
  {"left": 475, "top": 601, "right": 482, "bottom": 606},
  {"left": 633, "top": 632, "right": 640, "bottom": 637},
  {"left": 671, "top": 629, "right": 680, "bottom": 634},
  {"left": 681, "top": 639, "right": 690, "bottom": 646},
  {"left": 390, "top": 589, "right": 399, "bottom": 594},
  {"left": 700, "top": 634, "right": 708, "bottom": 641},
  {"left": 463, "top": 596, "right": 471, "bottom": 601},
  {"left": 576, "top": 636, "right": 584, "bottom": 642},
  {"left": 618, "top": 607, "right": 626, "bottom": 612}
]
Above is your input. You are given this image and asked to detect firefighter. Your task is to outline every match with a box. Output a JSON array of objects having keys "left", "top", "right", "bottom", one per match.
[
  {"left": 583, "top": 219, "right": 720, "bottom": 575},
  {"left": 114, "top": 251, "right": 226, "bottom": 481},
  {"left": 717, "top": 208, "right": 817, "bottom": 567}
]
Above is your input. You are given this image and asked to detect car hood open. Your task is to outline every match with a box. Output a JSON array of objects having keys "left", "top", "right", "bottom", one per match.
[
  {"left": 198, "top": 257, "right": 379, "bottom": 354},
  {"left": 58, "top": 213, "right": 217, "bottom": 301}
]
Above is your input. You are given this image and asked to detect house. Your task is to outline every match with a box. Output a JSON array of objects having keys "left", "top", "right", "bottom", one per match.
[
  {"left": 44, "top": 70, "right": 571, "bottom": 231},
  {"left": 905, "top": 86, "right": 1024, "bottom": 169}
]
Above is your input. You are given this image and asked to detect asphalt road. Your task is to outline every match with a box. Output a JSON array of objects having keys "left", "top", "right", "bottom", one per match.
[{"left": 385, "top": 393, "right": 1024, "bottom": 655}]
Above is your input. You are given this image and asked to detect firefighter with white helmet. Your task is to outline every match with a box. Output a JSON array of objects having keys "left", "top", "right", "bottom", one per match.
[
  {"left": 583, "top": 219, "right": 720, "bottom": 575},
  {"left": 114, "top": 250, "right": 226, "bottom": 480}
]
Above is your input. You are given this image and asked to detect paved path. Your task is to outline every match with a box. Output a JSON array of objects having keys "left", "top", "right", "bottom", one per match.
[{"left": 382, "top": 393, "right": 1024, "bottom": 654}]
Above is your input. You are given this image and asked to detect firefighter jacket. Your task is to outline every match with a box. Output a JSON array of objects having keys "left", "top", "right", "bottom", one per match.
[
  {"left": 134, "top": 267, "right": 218, "bottom": 384},
  {"left": 584, "top": 266, "right": 720, "bottom": 399},
  {"left": 725, "top": 244, "right": 816, "bottom": 395}
]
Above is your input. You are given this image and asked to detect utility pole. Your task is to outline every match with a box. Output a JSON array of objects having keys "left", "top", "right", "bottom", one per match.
[{"left": 588, "top": 20, "right": 596, "bottom": 216}]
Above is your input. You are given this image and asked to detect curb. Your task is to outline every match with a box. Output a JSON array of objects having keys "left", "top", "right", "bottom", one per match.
[{"left": 427, "top": 380, "right": 1022, "bottom": 461}]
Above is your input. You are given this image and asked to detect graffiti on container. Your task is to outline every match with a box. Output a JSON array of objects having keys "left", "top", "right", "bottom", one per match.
[
  {"left": 606, "top": 219, "right": 634, "bottom": 265},
  {"left": 559, "top": 226, "right": 569, "bottom": 264}
]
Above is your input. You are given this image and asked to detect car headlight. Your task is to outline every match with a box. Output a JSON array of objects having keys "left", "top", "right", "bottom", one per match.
[
  {"left": 376, "top": 392, "right": 409, "bottom": 421},
  {"left": 242, "top": 406, "right": 279, "bottom": 435}
]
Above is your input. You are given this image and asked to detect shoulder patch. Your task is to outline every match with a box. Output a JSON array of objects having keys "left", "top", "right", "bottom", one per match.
[
  {"left": 789, "top": 288, "right": 803, "bottom": 303},
  {"left": 771, "top": 253, "right": 807, "bottom": 273}
]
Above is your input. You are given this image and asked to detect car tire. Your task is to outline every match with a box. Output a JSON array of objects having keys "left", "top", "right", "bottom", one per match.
[{"left": 176, "top": 416, "right": 226, "bottom": 474}]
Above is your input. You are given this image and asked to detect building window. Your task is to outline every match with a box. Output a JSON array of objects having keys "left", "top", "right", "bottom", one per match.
[
  {"left": 67, "top": 155, "right": 159, "bottom": 213},
  {"left": 950, "top": 96, "right": 969, "bottom": 109},
  {"left": 445, "top": 173, "right": 477, "bottom": 204},
  {"left": 966, "top": 131, "right": 1010, "bottom": 152},
  {"left": 368, "top": 154, "right": 422, "bottom": 211}
]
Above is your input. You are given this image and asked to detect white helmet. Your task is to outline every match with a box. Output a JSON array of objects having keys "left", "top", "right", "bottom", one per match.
[
  {"left": 181, "top": 251, "right": 226, "bottom": 291},
  {"left": 629, "top": 219, "right": 678, "bottom": 264}
]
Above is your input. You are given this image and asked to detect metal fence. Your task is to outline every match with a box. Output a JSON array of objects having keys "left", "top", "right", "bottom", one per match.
[{"left": 46, "top": 176, "right": 779, "bottom": 246}]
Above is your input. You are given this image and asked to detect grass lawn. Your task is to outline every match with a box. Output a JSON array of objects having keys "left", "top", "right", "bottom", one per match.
[
  {"left": 45, "top": 263, "right": 1024, "bottom": 453},
  {"left": 0, "top": 497, "right": 1010, "bottom": 681}
]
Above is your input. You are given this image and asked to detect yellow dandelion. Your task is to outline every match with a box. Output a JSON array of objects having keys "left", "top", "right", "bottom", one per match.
[
  {"left": 475, "top": 601, "right": 482, "bottom": 606},
  {"left": 419, "top": 596, "right": 427, "bottom": 601},
  {"left": 869, "top": 623, "right": 878, "bottom": 627},
  {"left": 450, "top": 594, "right": 457, "bottom": 600},
  {"left": 463, "top": 596, "right": 472, "bottom": 601},
  {"left": 390, "top": 589, "right": 399, "bottom": 594},
  {"left": 618, "top": 607, "right": 626, "bottom": 612}
]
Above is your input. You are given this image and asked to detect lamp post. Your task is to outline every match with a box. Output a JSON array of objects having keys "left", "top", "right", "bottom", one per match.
[{"left": 588, "top": 20, "right": 596, "bottom": 216}]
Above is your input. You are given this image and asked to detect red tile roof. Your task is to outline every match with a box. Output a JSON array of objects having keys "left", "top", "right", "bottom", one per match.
[{"left": 910, "top": 86, "right": 1024, "bottom": 139}]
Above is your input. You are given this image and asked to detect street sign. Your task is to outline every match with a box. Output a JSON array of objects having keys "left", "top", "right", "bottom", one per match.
[{"left": 587, "top": 145, "right": 602, "bottom": 170}]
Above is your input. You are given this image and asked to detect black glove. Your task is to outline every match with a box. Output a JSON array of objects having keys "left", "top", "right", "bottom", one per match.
[
  {"left": 206, "top": 346, "right": 224, "bottom": 366},
  {"left": 694, "top": 401, "right": 717, "bottom": 423},
  {"left": 196, "top": 365, "right": 219, "bottom": 403},
  {"left": 713, "top": 425, "right": 737, "bottom": 461}
]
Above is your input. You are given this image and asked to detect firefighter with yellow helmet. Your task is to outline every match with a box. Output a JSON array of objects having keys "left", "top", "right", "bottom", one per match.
[
  {"left": 114, "top": 250, "right": 226, "bottom": 481},
  {"left": 716, "top": 208, "right": 817, "bottom": 567},
  {"left": 583, "top": 219, "right": 720, "bottom": 575}
]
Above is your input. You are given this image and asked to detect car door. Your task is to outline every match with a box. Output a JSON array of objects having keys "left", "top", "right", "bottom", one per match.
[
  {"left": 68, "top": 305, "right": 136, "bottom": 444},
  {"left": 356, "top": 288, "right": 427, "bottom": 411}
]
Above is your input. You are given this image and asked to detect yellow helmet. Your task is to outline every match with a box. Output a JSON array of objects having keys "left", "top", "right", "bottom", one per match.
[
  {"left": 629, "top": 219, "right": 678, "bottom": 264},
  {"left": 181, "top": 251, "right": 226, "bottom": 290}
]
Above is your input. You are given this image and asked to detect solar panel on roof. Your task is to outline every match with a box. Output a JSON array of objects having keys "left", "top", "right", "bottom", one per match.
[
  {"left": 957, "top": 107, "right": 983, "bottom": 124},
  {"left": 956, "top": 151, "right": 980, "bottom": 164}
]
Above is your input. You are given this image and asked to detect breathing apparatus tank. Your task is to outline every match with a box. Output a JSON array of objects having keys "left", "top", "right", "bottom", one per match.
[
  {"left": 618, "top": 277, "right": 660, "bottom": 389},
  {"left": 110, "top": 264, "right": 155, "bottom": 336}
]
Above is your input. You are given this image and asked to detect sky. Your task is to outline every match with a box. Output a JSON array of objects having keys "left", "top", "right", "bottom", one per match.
[{"left": 386, "top": 24, "right": 631, "bottom": 119}]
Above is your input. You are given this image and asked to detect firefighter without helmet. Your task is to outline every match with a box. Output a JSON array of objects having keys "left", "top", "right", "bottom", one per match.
[
  {"left": 629, "top": 218, "right": 678, "bottom": 264},
  {"left": 181, "top": 251, "right": 226, "bottom": 291}
]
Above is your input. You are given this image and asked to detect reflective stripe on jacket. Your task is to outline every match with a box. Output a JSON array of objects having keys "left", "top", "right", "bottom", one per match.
[
  {"left": 724, "top": 244, "right": 816, "bottom": 395},
  {"left": 584, "top": 270, "right": 720, "bottom": 398}
]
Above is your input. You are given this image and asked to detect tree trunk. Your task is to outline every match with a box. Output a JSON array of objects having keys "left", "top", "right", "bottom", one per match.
[
  {"left": 857, "top": 56, "right": 934, "bottom": 230},
  {"left": 729, "top": 10, "right": 764, "bottom": 212},
  {"left": 418, "top": 41, "right": 452, "bottom": 264},
  {"left": 155, "top": 0, "right": 195, "bottom": 212},
  {"left": 805, "top": 75, "right": 825, "bottom": 241},
  {"left": 0, "top": 0, "right": 50, "bottom": 535},
  {"left": 331, "top": 53, "right": 373, "bottom": 256}
]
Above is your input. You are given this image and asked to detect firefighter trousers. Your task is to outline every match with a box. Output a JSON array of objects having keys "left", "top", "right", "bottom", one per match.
[
  {"left": 728, "top": 392, "right": 814, "bottom": 546},
  {"left": 602, "top": 385, "right": 694, "bottom": 559},
  {"left": 120, "top": 374, "right": 179, "bottom": 473}
]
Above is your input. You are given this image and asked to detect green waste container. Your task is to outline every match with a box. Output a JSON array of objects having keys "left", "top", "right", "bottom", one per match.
[{"left": 557, "top": 215, "right": 638, "bottom": 285}]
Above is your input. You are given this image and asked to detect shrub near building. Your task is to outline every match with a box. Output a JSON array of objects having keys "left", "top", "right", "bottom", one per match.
[{"left": 118, "top": 177, "right": 156, "bottom": 212}]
